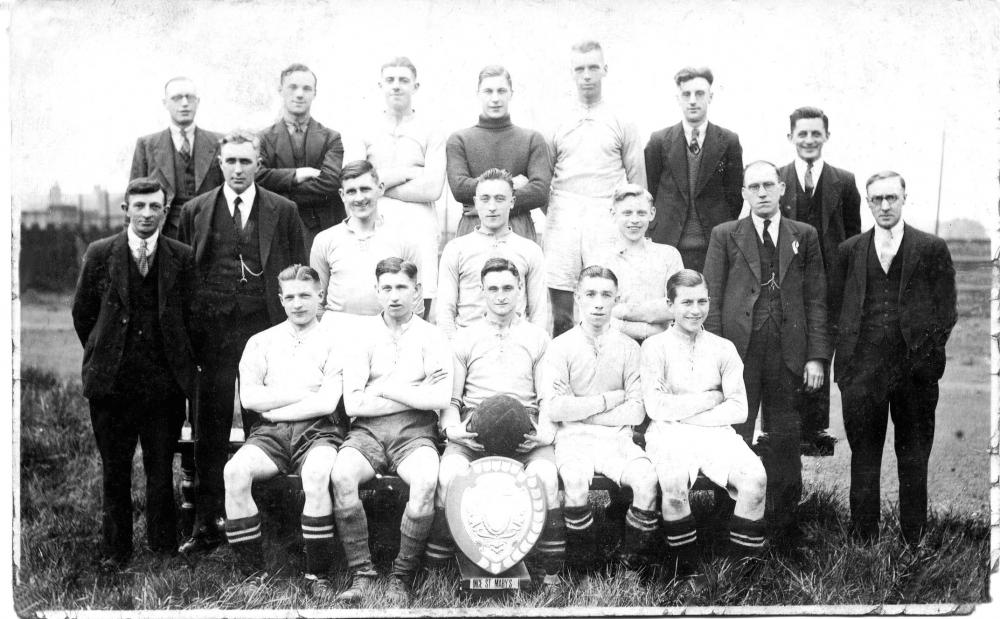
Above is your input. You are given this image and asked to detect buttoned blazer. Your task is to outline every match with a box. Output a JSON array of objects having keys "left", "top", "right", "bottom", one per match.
[
  {"left": 255, "top": 118, "right": 344, "bottom": 212},
  {"left": 828, "top": 225, "right": 956, "bottom": 383},
  {"left": 703, "top": 216, "right": 830, "bottom": 375},
  {"left": 72, "top": 230, "right": 197, "bottom": 400},
  {"left": 177, "top": 185, "right": 308, "bottom": 327},
  {"left": 778, "top": 162, "right": 861, "bottom": 265},
  {"left": 644, "top": 122, "right": 744, "bottom": 246}
]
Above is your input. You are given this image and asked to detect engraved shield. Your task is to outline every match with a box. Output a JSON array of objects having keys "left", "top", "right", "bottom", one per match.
[{"left": 445, "top": 456, "right": 548, "bottom": 575}]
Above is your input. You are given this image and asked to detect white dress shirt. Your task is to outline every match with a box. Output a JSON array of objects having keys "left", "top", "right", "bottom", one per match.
[
  {"left": 169, "top": 123, "right": 196, "bottom": 153},
  {"left": 127, "top": 226, "right": 158, "bottom": 263},
  {"left": 874, "top": 218, "right": 905, "bottom": 271},
  {"left": 750, "top": 210, "right": 781, "bottom": 245},
  {"left": 222, "top": 183, "right": 256, "bottom": 229},
  {"left": 682, "top": 120, "right": 708, "bottom": 151},
  {"left": 794, "top": 157, "right": 824, "bottom": 195}
]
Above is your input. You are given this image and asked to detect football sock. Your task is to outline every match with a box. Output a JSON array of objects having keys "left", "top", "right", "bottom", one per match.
[{"left": 301, "top": 513, "right": 336, "bottom": 577}]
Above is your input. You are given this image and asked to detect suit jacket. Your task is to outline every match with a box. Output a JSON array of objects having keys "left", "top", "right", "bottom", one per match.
[
  {"left": 177, "top": 184, "right": 307, "bottom": 328},
  {"left": 704, "top": 216, "right": 830, "bottom": 374},
  {"left": 255, "top": 118, "right": 344, "bottom": 213},
  {"left": 778, "top": 161, "right": 861, "bottom": 266},
  {"left": 829, "top": 224, "right": 957, "bottom": 383},
  {"left": 644, "top": 122, "right": 744, "bottom": 246},
  {"left": 130, "top": 127, "right": 224, "bottom": 235},
  {"left": 72, "top": 231, "right": 197, "bottom": 400}
]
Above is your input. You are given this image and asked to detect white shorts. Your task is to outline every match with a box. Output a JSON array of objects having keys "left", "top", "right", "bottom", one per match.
[
  {"left": 543, "top": 190, "right": 616, "bottom": 291},
  {"left": 555, "top": 426, "right": 648, "bottom": 486},
  {"left": 645, "top": 422, "right": 762, "bottom": 497},
  {"left": 378, "top": 197, "right": 439, "bottom": 298}
]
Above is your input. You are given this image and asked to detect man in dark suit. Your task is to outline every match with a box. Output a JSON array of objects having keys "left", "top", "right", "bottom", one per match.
[
  {"left": 829, "top": 171, "right": 956, "bottom": 546},
  {"left": 130, "top": 77, "right": 223, "bottom": 238},
  {"left": 778, "top": 106, "right": 862, "bottom": 457},
  {"left": 645, "top": 67, "right": 743, "bottom": 272},
  {"left": 704, "top": 160, "right": 829, "bottom": 545},
  {"left": 256, "top": 63, "right": 345, "bottom": 250},
  {"left": 177, "top": 130, "right": 307, "bottom": 555},
  {"left": 72, "top": 177, "right": 197, "bottom": 570}
]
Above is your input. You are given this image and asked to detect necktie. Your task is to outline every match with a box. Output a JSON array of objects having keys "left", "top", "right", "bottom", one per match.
[
  {"left": 290, "top": 122, "right": 306, "bottom": 155},
  {"left": 233, "top": 196, "right": 243, "bottom": 231},
  {"left": 137, "top": 239, "right": 149, "bottom": 277},
  {"left": 689, "top": 126, "right": 701, "bottom": 155},
  {"left": 879, "top": 232, "right": 894, "bottom": 274},
  {"left": 763, "top": 219, "right": 775, "bottom": 251},
  {"left": 804, "top": 162, "right": 814, "bottom": 195},
  {"left": 180, "top": 129, "right": 191, "bottom": 160}
]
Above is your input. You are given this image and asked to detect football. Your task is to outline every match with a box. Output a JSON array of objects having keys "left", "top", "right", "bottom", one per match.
[{"left": 466, "top": 395, "right": 534, "bottom": 457}]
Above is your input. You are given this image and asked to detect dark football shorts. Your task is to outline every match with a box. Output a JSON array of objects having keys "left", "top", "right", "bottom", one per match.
[
  {"left": 342, "top": 409, "right": 441, "bottom": 474},
  {"left": 245, "top": 415, "right": 345, "bottom": 475},
  {"left": 442, "top": 442, "right": 555, "bottom": 467}
]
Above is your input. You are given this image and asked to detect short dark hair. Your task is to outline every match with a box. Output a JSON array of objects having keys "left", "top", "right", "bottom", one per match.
[
  {"left": 475, "top": 168, "right": 514, "bottom": 192},
  {"left": 280, "top": 63, "right": 317, "bottom": 88},
  {"left": 478, "top": 64, "right": 512, "bottom": 89},
  {"left": 220, "top": 130, "right": 261, "bottom": 154},
  {"left": 277, "top": 264, "right": 321, "bottom": 287},
  {"left": 789, "top": 106, "right": 829, "bottom": 133},
  {"left": 577, "top": 265, "right": 618, "bottom": 288},
  {"left": 865, "top": 170, "right": 907, "bottom": 192},
  {"left": 342, "top": 159, "right": 380, "bottom": 184},
  {"left": 381, "top": 56, "right": 417, "bottom": 79},
  {"left": 571, "top": 40, "right": 603, "bottom": 54},
  {"left": 743, "top": 160, "right": 780, "bottom": 180},
  {"left": 480, "top": 257, "right": 520, "bottom": 283},
  {"left": 666, "top": 269, "right": 707, "bottom": 302},
  {"left": 375, "top": 257, "right": 418, "bottom": 283},
  {"left": 124, "top": 177, "right": 165, "bottom": 205},
  {"left": 674, "top": 66, "right": 714, "bottom": 87}
]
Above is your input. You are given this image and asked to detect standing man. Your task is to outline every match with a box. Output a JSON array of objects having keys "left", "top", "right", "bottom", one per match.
[
  {"left": 354, "top": 57, "right": 445, "bottom": 317},
  {"left": 447, "top": 64, "right": 551, "bottom": 241},
  {"left": 436, "top": 168, "right": 548, "bottom": 338},
  {"left": 703, "top": 160, "right": 829, "bottom": 546},
  {"left": 778, "top": 106, "right": 862, "bottom": 456},
  {"left": 829, "top": 171, "right": 956, "bottom": 546},
  {"left": 644, "top": 67, "right": 743, "bottom": 273},
  {"left": 130, "top": 77, "right": 223, "bottom": 238},
  {"left": 547, "top": 40, "right": 646, "bottom": 337},
  {"left": 331, "top": 258, "right": 451, "bottom": 607},
  {"left": 72, "top": 178, "right": 197, "bottom": 569},
  {"left": 177, "top": 131, "right": 307, "bottom": 556},
  {"left": 256, "top": 63, "right": 345, "bottom": 250}
]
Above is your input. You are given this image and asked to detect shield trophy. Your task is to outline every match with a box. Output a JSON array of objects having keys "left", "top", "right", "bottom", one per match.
[{"left": 445, "top": 456, "right": 548, "bottom": 592}]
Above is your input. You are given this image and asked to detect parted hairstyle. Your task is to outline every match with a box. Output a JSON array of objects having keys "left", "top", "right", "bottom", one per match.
[
  {"left": 480, "top": 257, "right": 520, "bottom": 283},
  {"left": 475, "top": 168, "right": 514, "bottom": 192},
  {"left": 375, "top": 256, "right": 419, "bottom": 283},
  {"left": 666, "top": 269, "right": 707, "bottom": 302},
  {"left": 382, "top": 56, "right": 417, "bottom": 79},
  {"left": 674, "top": 66, "right": 714, "bottom": 86},
  {"left": 163, "top": 76, "right": 196, "bottom": 97},
  {"left": 789, "top": 106, "right": 829, "bottom": 133},
  {"left": 277, "top": 264, "right": 321, "bottom": 287},
  {"left": 612, "top": 183, "right": 653, "bottom": 206},
  {"left": 571, "top": 40, "right": 603, "bottom": 54},
  {"left": 219, "top": 130, "right": 261, "bottom": 154},
  {"left": 124, "top": 177, "right": 165, "bottom": 205},
  {"left": 280, "top": 63, "right": 317, "bottom": 88},
  {"left": 743, "top": 159, "right": 781, "bottom": 178},
  {"left": 865, "top": 170, "right": 906, "bottom": 192},
  {"left": 577, "top": 265, "right": 618, "bottom": 288},
  {"left": 478, "top": 64, "right": 512, "bottom": 89},
  {"left": 342, "top": 159, "right": 380, "bottom": 184}
]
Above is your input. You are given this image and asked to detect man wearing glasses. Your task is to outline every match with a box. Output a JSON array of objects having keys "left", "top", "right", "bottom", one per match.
[
  {"left": 828, "top": 171, "right": 956, "bottom": 547},
  {"left": 703, "top": 160, "right": 829, "bottom": 550},
  {"left": 130, "top": 77, "right": 223, "bottom": 238}
]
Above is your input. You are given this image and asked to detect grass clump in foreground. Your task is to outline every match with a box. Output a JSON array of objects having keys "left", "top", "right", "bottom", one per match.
[{"left": 14, "top": 367, "right": 991, "bottom": 614}]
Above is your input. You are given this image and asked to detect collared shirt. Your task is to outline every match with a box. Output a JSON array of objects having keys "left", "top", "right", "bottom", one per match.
[
  {"left": 794, "top": 157, "right": 824, "bottom": 194},
  {"left": 436, "top": 225, "right": 548, "bottom": 337},
  {"left": 223, "top": 183, "right": 256, "bottom": 228},
  {"left": 874, "top": 218, "right": 906, "bottom": 264},
  {"left": 169, "top": 123, "right": 196, "bottom": 153},
  {"left": 283, "top": 116, "right": 311, "bottom": 135},
  {"left": 309, "top": 214, "right": 422, "bottom": 315},
  {"left": 751, "top": 210, "right": 781, "bottom": 245},
  {"left": 548, "top": 99, "right": 646, "bottom": 198},
  {"left": 682, "top": 119, "right": 708, "bottom": 151},
  {"left": 239, "top": 320, "right": 342, "bottom": 396},
  {"left": 126, "top": 226, "right": 158, "bottom": 263},
  {"left": 351, "top": 110, "right": 446, "bottom": 207}
]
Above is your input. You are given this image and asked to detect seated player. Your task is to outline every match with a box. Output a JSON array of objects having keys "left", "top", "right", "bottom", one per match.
[
  {"left": 543, "top": 266, "right": 660, "bottom": 571},
  {"left": 427, "top": 257, "right": 565, "bottom": 600},
  {"left": 640, "top": 270, "right": 768, "bottom": 574},
  {"left": 330, "top": 257, "right": 452, "bottom": 607},
  {"left": 223, "top": 265, "right": 347, "bottom": 594}
]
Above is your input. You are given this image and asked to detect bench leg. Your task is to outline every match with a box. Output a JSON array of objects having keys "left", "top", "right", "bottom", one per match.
[{"left": 179, "top": 450, "right": 197, "bottom": 538}]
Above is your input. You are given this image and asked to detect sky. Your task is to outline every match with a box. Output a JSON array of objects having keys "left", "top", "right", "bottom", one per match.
[{"left": 7, "top": 0, "right": 1000, "bottom": 234}]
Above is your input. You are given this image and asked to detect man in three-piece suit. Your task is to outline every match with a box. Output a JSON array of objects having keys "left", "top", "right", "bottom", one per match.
[
  {"left": 130, "top": 77, "right": 223, "bottom": 238},
  {"left": 704, "top": 160, "right": 829, "bottom": 545},
  {"left": 645, "top": 67, "right": 743, "bottom": 273},
  {"left": 778, "top": 106, "right": 862, "bottom": 457},
  {"left": 829, "top": 171, "right": 956, "bottom": 546},
  {"left": 72, "top": 178, "right": 197, "bottom": 570},
  {"left": 177, "top": 130, "right": 307, "bottom": 556},
  {"left": 256, "top": 63, "right": 345, "bottom": 250}
]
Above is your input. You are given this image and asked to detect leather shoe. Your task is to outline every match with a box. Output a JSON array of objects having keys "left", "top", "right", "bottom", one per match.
[
  {"left": 178, "top": 527, "right": 223, "bottom": 558},
  {"left": 800, "top": 430, "right": 836, "bottom": 457}
]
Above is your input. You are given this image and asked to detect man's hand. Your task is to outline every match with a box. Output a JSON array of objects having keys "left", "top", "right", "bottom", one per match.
[
  {"left": 260, "top": 411, "right": 277, "bottom": 423},
  {"left": 516, "top": 418, "right": 552, "bottom": 453},
  {"left": 445, "top": 417, "right": 485, "bottom": 451},
  {"left": 295, "top": 167, "right": 321, "bottom": 183},
  {"left": 611, "top": 303, "right": 630, "bottom": 319},
  {"left": 704, "top": 390, "right": 725, "bottom": 409},
  {"left": 422, "top": 367, "right": 448, "bottom": 386},
  {"left": 511, "top": 174, "right": 529, "bottom": 190},
  {"left": 803, "top": 360, "right": 825, "bottom": 392},
  {"left": 551, "top": 378, "right": 572, "bottom": 396}
]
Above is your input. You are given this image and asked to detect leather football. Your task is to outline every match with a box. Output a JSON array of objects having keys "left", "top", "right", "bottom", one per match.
[{"left": 466, "top": 395, "right": 534, "bottom": 457}]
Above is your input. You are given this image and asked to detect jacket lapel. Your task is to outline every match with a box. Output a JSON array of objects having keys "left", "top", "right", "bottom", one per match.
[
  {"left": 898, "top": 224, "right": 920, "bottom": 297},
  {"left": 192, "top": 128, "right": 216, "bottom": 189},
  {"left": 819, "top": 166, "right": 839, "bottom": 234},
  {"left": 852, "top": 229, "right": 874, "bottom": 304},
  {"left": 275, "top": 122, "right": 295, "bottom": 165},
  {"left": 257, "top": 190, "right": 276, "bottom": 268},
  {"left": 109, "top": 231, "right": 131, "bottom": 307},
  {"left": 304, "top": 118, "right": 323, "bottom": 166},
  {"left": 153, "top": 129, "right": 176, "bottom": 194},
  {"left": 666, "top": 124, "right": 690, "bottom": 206},
  {"left": 779, "top": 164, "right": 798, "bottom": 219},
  {"left": 192, "top": 187, "right": 222, "bottom": 264},
  {"left": 156, "top": 238, "right": 178, "bottom": 314},
  {"left": 733, "top": 218, "right": 762, "bottom": 283},
  {"left": 694, "top": 123, "right": 725, "bottom": 198},
  {"left": 777, "top": 217, "right": 800, "bottom": 285}
]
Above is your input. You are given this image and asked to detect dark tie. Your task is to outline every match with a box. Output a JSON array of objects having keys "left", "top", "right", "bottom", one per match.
[
  {"left": 233, "top": 196, "right": 243, "bottom": 231},
  {"left": 763, "top": 218, "right": 774, "bottom": 252},
  {"left": 290, "top": 122, "right": 306, "bottom": 155},
  {"left": 180, "top": 129, "right": 191, "bottom": 160},
  {"left": 804, "top": 162, "right": 814, "bottom": 195},
  {"left": 688, "top": 126, "right": 701, "bottom": 155},
  {"left": 137, "top": 239, "right": 149, "bottom": 277}
]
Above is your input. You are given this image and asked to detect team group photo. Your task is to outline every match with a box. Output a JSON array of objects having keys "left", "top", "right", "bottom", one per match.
[{"left": 7, "top": 0, "right": 995, "bottom": 615}]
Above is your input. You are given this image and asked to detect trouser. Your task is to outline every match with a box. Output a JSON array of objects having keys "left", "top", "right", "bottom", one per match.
[
  {"left": 799, "top": 361, "right": 831, "bottom": 436},
  {"left": 677, "top": 247, "right": 708, "bottom": 274},
  {"left": 839, "top": 339, "right": 937, "bottom": 544},
  {"left": 89, "top": 391, "right": 186, "bottom": 559},
  {"left": 298, "top": 203, "right": 344, "bottom": 252}
]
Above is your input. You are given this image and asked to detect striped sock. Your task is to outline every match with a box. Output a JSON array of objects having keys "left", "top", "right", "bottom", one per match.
[
  {"left": 225, "top": 514, "right": 264, "bottom": 574},
  {"left": 563, "top": 505, "right": 596, "bottom": 567},
  {"left": 301, "top": 513, "right": 336, "bottom": 577},
  {"left": 728, "top": 515, "right": 767, "bottom": 558},
  {"left": 392, "top": 512, "right": 434, "bottom": 583},
  {"left": 662, "top": 515, "right": 698, "bottom": 565},
  {"left": 536, "top": 507, "right": 566, "bottom": 576},
  {"left": 618, "top": 505, "right": 660, "bottom": 565},
  {"left": 334, "top": 503, "right": 373, "bottom": 571},
  {"left": 424, "top": 508, "right": 456, "bottom": 567}
]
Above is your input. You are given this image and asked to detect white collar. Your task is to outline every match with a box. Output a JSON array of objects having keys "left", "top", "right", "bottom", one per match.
[
  {"left": 682, "top": 120, "right": 708, "bottom": 144},
  {"left": 127, "top": 226, "right": 158, "bottom": 253},
  {"left": 794, "top": 157, "right": 824, "bottom": 188},
  {"left": 874, "top": 218, "right": 905, "bottom": 240},
  {"left": 750, "top": 211, "right": 781, "bottom": 243},
  {"left": 223, "top": 183, "right": 256, "bottom": 209},
  {"left": 474, "top": 225, "right": 513, "bottom": 240},
  {"left": 170, "top": 123, "right": 195, "bottom": 137}
]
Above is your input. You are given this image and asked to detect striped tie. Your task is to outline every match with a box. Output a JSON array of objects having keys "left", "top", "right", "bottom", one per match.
[
  {"left": 137, "top": 239, "right": 149, "bottom": 277},
  {"left": 180, "top": 129, "right": 191, "bottom": 160},
  {"left": 689, "top": 126, "right": 701, "bottom": 155}
]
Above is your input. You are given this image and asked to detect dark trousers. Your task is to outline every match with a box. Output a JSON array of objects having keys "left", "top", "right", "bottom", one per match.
[
  {"left": 193, "top": 309, "right": 271, "bottom": 531},
  {"left": 298, "top": 203, "right": 344, "bottom": 252},
  {"left": 549, "top": 288, "right": 575, "bottom": 337},
  {"left": 839, "top": 339, "right": 937, "bottom": 544},
  {"left": 678, "top": 247, "right": 707, "bottom": 274},
  {"left": 736, "top": 321, "right": 802, "bottom": 531},
  {"left": 799, "top": 360, "right": 831, "bottom": 435},
  {"left": 89, "top": 392, "right": 185, "bottom": 559}
]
